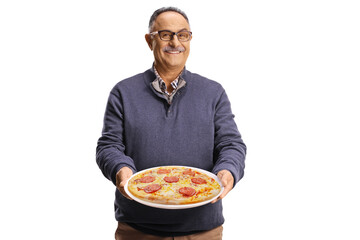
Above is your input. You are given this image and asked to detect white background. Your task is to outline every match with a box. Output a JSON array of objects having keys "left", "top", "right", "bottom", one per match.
[{"left": 1, "top": 0, "right": 359, "bottom": 239}]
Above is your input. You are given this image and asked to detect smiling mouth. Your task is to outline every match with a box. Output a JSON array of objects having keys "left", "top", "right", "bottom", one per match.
[
  {"left": 165, "top": 50, "right": 182, "bottom": 54},
  {"left": 163, "top": 46, "right": 185, "bottom": 54}
]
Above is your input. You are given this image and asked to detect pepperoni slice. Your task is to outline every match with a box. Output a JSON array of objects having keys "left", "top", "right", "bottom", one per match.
[
  {"left": 183, "top": 169, "right": 196, "bottom": 177},
  {"left": 157, "top": 169, "right": 171, "bottom": 174},
  {"left": 144, "top": 184, "right": 161, "bottom": 193},
  {"left": 179, "top": 187, "right": 196, "bottom": 197},
  {"left": 138, "top": 176, "right": 155, "bottom": 183},
  {"left": 164, "top": 176, "right": 179, "bottom": 183},
  {"left": 191, "top": 178, "right": 207, "bottom": 184}
]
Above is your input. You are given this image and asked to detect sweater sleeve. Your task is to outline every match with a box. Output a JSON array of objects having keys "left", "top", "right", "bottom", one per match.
[
  {"left": 96, "top": 91, "right": 137, "bottom": 185},
  {"left": 212, "top": 88, "right": 247, "bottom": 185}
]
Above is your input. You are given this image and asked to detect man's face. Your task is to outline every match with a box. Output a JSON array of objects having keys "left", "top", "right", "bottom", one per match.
[{"left": 146, "top": 11, "right": 191, "bottom": 71}]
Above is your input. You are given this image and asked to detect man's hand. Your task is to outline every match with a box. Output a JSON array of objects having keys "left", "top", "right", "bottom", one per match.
[
  {"left": 212, "top": 170, "right": 234, "bottom": 204},
  {"left": 116, "top": 167, "right": 133, "bottom": 200}
]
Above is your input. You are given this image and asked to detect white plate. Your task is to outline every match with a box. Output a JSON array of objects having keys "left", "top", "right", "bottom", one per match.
[{"left": 124, "top": 166, "right": 224, "bottom": 209}]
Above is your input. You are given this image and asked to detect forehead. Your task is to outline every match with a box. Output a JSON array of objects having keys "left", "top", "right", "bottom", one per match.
[{"left": 153, "top": 11, "right": 190, "bottom": 31}]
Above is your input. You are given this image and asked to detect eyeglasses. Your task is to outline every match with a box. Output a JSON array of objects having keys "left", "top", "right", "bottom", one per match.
[{"left": 150, "top": 30, "right": 192, "bottom": 42}]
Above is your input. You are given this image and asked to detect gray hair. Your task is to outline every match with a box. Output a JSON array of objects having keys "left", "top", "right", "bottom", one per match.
[{"left": 148, "top": 7, "right": 190, "bottom": 32}]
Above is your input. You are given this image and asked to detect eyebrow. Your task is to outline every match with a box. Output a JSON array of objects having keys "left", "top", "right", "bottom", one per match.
[
  {"left": 177, "top": 28, "right": 189, "bottom": 32},
  {"left": 159, "top": 28, "right": 189, "bottom": 32}
]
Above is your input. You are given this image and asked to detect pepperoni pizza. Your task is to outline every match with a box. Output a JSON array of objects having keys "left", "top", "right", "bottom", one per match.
[{"left": 127, "top": 166, "right": 222, "bottom": 205}]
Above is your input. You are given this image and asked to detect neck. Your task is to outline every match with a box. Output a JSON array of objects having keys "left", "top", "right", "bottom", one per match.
[{"left": 154, "top": 63, "right": 184, "bottom": 83}]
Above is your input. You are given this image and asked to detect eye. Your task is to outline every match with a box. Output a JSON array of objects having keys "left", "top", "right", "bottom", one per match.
[
  {"left": 160, "top": 31, "right": 172, "bottom": 40},
  {"left": 177, "top": 31, "right": 190, "bottom": 41},
  {"left": 178, "top": 32, "right": 188, "bottom": 40}
]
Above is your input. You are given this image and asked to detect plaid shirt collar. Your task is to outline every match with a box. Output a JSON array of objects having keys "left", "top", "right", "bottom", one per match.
[{"left": 153, "top": 66, "right": 183, "bottom": 96}]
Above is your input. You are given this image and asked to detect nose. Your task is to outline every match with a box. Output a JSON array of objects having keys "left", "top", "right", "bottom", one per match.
[{"left": 169, "top": 34, "right": 181, "bottom": 47}]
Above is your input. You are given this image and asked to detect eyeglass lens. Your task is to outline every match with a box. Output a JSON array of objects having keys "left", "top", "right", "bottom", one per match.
[{"left": 159, "top": 31, "right": 191, "bottom": 41}]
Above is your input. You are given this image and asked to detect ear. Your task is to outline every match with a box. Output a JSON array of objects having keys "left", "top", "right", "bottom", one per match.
[{"left": 145, "top": 34, "right": 153, "bottom": 50}]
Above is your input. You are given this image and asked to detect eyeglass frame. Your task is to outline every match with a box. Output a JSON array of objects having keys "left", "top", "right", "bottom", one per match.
[{"left": 150, "top": 30, "right": 192, "bottom": 42}]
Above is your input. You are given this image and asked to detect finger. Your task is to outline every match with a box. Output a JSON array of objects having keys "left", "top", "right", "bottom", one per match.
[
  {"left": 211, "top": 186, "right": 230, "bottom": 203},
  {"left": 211, "top": 197, "right": 220, "bottom": 204},
  {"left": 211, "top": 182, "right": 227, "bottom": 204},
  {"left": 212, "top": 173, "right": 233, "bottom": 204},
  {"left": 120, "top": 189, "right": 133, "bottom": 200},
  {"left": 119, "top": 180, "right": 133, "bottom": 200},
  {"left": 220, "top": 186, "right": 231, "bottom": 199},
  {"left": 212, "top": 185, "right": 230, "bottom": 204}
]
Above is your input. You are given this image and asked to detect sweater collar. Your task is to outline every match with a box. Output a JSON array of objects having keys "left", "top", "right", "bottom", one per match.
[{"left": 147, "top": 63, "right": 189, "bottom": 83}]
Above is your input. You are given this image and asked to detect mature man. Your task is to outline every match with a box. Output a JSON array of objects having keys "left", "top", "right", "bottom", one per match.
[{"left": 96, "top": 7, "right": 246, "bottom": 240}]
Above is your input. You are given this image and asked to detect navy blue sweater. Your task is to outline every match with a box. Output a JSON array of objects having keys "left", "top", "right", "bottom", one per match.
[{"left": 96, "top": 68, "right": 246, "bottom": 236}]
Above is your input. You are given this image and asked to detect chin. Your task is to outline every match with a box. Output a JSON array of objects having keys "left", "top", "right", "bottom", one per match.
[{"left": 165, "top": 60, "right": 184, "bottom": 68}]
